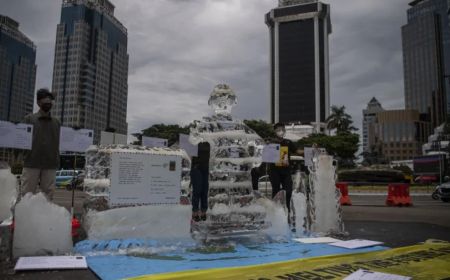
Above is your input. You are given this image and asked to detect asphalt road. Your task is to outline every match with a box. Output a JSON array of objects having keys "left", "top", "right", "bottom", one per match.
[
  {"left": 1, "top": 190, "right": 449, "bottom": 280},
  {"left": 342, "top": 194, "right": 450, "bottom": 247}
]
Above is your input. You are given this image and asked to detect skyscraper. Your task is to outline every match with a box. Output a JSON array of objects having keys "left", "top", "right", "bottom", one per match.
[
  {"left": 0, "top": 15, "right": 36, "bottom": 122},
  {"left": 402, "top": 0, "right": 450, "bottom": 128},
  {"left": 265, "top": 0, "right": 331, "bottom": 126},
  {"left": 362, "top": 97, "right": 384, "bottom": 153},
  {"left": 52, "top": 0, "right": 129, "bottom": 143}
]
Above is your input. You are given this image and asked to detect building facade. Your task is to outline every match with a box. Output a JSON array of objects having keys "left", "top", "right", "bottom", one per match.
[
  {"left": 0, "top": 15, "right": 36, "bottom": 123},
  {"left": 52, "top": 0, "right": 129, "bottom": 143},
  {"left": 362, "top": 97, "right": 384, "bottom": 153},
  {"left": 265, "top": 0, "right": 331, "bottom": 125},
  {"left": 402, "top": 0, "right": 450, "bottom": 129},
  {"left": 375, "top": 109, "right": 432, "bottom": 162}
]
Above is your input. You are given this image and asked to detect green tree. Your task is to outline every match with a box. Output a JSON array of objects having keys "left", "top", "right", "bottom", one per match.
[
  {"left": 298, "top": 133, "right": 360, "bottom": 168},
  {"left": 243, "top": 119, "right": 276, "bottom": 139},
  {"left": 326, "top": 106, "right": 358, "bottom": 134},
  {"left": 133, "top": 124, "right": 190, "bottom": 146},
  {"left": 360, "top": 145, "right": 387, "bottom": 166}
]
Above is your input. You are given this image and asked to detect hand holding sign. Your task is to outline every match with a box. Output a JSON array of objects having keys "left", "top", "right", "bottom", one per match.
[{"left": 262, "top": 144, "right": 280, "bottom": 163}]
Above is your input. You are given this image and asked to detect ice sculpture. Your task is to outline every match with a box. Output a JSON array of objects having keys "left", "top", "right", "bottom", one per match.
[
  {"left": 0, "top": 163, "right": 17, "bottom": 223},
  {"left": 208, "top": 84, "right": 237, "bottom": 115},
  {"left": 13, "top": 193, "right": 72, "bottom": 257},
  {"left": 83, "top": 145, "right": 187, "bottom": 212},
  {"left": 307, "top": 154, "right": 344, "bottom": 234},
  {"left": 189, "top": 84, "right": 275, "bottom": 239},
  {"left": 84, "top": 204, "right": 192, "bottom": 241}
]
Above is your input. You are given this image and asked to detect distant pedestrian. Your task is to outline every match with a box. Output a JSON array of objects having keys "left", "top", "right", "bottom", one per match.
[
  {"left": 190, "top": 142, "right": 211, "bottom": 222},
  {"left": 21, "top": 88, "right": 60, "bottom": 200}
]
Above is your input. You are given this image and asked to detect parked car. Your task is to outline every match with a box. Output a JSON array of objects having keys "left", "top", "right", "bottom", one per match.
[{"left": 55, "top": 170, "right": 78, "bottom": 188}]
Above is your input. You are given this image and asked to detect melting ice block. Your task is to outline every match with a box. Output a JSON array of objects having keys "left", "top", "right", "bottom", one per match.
[
  {"left": 309, "top": 155, "right": 344, "bottom": 234},
  {"left": 84, "top": 205, "right": 192, "bottom": 241},
  {"left": 0, "top": 168, "right": 17, "bottom": 222},
  {"left": 13, "top": 193, "right": 72, "bottom": 257}
]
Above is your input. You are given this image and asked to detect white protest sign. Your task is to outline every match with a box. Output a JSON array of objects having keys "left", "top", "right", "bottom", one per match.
[
  {"left": 304, "top": 147, "right": 326, "bottom": 167},
  {"left": 329, "top": 239, "right": 383, "bottom": 249},
  {"left": 344, "top": 269, "right": 411, "bottom": 280},
  {"left": 142, "top": 136, "right": 168, "bottom": 148},
  {"left": 109, "top": 152, "right": 182, "bottom": 206},
  {"left": 100, "top": 131, "right": 127, "bottom": 145},
  {"left": 0, "top": 121, "right": 33, "bottom": 150},
  {"left": 59, "top": 127, "right": 94, "bottom": 153},
  {"left": 179, "top": 134, "right": 198, "bottom": 157},
  {"left": 15, "top": 256, "right": 88, "bottom": 271},
  {"left": 293, "top": 237, "right": 342, "bottom": 244},
  {"left": 262, "top": 144, "right": 280, "bottom": 163}
]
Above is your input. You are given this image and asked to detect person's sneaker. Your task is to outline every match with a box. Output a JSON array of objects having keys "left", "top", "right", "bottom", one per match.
[
  {"left": 192, "top": 212, "right": 200, "bottom": 222},
  {"left": 200, "top": 212, "right": 207, "bottom": 221}
]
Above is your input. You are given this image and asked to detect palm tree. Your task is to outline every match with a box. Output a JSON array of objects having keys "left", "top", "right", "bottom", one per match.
[{"left": 326, "top": 106, "right": 357, "bottom": 134}]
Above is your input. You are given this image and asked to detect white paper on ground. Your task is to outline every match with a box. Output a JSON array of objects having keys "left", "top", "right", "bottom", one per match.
[
  {"left": 59, "top": 127, "right": 94, "bottom": 153},
  {"left": 329, "top": 239, "right": 383, "bottom": 249},
  {"left": 262, "top": 144, "right": 280, "bottom": 163},
  {"left": 15, "top": 256, "right": 88, "bottom": 271},
  {"left": 293, "top": 237, "right": 341, "bottom": 244},
  {"left": 344, "top": 269, "right": 411, "bottom": 280}
]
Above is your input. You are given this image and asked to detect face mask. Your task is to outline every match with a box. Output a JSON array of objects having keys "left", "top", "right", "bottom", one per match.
[{"left": 276, "top": 130, "right": 285, "bottom": 138}]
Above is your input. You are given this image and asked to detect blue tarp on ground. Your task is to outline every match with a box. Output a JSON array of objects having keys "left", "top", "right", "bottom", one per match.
[{"left": 74, "top": 239, "right": 388, "bottom": 280}]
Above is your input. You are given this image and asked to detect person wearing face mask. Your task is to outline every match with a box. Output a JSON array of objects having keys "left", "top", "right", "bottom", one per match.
[
  {"left": 21, "top": 88, "right": 61, "bottom": 201},
  {"left": 268, "top": 122, "right": 298, "bottom": 216}
]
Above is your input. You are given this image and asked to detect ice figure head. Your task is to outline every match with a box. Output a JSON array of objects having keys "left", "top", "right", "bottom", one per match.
[{"left": 208, "top": 84, "right": 237, "bottom": 115}]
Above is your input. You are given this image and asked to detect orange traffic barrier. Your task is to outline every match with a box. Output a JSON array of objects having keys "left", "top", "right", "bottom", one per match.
[
  {"left": 386, "top": 183, "right": 412, "bottom": 207},
  {"left": 336, "top": 182, "right": 352, "bottom": 206}
]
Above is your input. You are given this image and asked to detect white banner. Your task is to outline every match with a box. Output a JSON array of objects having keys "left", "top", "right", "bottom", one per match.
[
  {"left": 0, "top": 121, "right": 33, "bottom": 150},
  {"left": 59, "top": 127, "right": 94, "bottom": 153},
  {"left": 179, "top": 134, "right": 198, "bottom": 157},
  {"left": 109, "top": 152, "right": 182, "bottom": 206},
  {"left": 100, "top": 131, "right": 127, "bottom": 145},
  {"left": 142, "top": 136, "right": 168, "bottom": 148},
  {"left": 304, "top": 147, "right": 326, "bottom": 167},
  {"left": 262, "top": 144, "right": 280, "bottom": 163}
]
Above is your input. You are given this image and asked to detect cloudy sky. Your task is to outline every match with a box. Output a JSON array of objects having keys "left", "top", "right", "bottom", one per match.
[{"left": 1, "top": 0, "right": 411, "bottom": 138}]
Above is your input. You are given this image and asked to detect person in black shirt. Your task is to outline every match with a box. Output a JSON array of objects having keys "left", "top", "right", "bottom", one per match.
[
  {"left": 190, "top": 142, "right": 211, "bottom": 222},
  {"left": 268, "top": 123, "right": 297, "bottom": 214}
]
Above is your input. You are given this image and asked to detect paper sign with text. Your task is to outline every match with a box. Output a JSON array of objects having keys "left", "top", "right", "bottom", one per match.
[
  {"left": 59, "top": 126, "right": 94, "bottom": 153},
  {"left": 0, "top": 121, "right": 33, "bottom": 150},
  {"left": 142, "top": 136, "right": 168, "bottom": 148}
]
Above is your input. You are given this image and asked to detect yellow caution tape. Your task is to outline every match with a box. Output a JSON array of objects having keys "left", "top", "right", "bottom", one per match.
[{"left": 128, "top": 240, "right": 450, "bottom": 280}]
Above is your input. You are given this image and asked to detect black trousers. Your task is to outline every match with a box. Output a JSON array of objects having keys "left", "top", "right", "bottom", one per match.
[
  {"left": 251, "top": 167, "right": 260, "bottom": 191},
  {"left": 269, "top": 167, "right": 293, "bottom": 212},
  {"left": 190, "top": 166, "right": 209, "bottom": 212}
]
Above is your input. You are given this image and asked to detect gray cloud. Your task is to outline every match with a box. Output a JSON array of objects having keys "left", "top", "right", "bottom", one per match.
[{"left": 1, "top": 0, "right": 411, "bottom": 140}]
